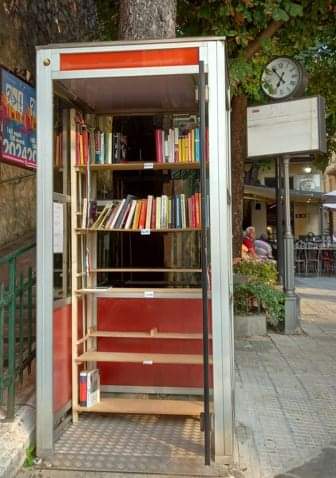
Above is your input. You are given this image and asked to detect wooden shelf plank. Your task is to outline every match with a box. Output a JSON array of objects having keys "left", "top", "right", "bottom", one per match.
[
  {"left": 91, "top": 268, "right": 202, "bottom": 273},
  {"left": 76, "top": 228, "right": 201, "bottom": 233},
  {"left": 76, "top": 162, "right": 200, "bottom": 171},
  {"left": 77, "top": 397, "right": 202, "bottom": 416},
  {"left": 90, "top": 330, "right": 208, "bottom": 340},
  {"left": 75, "top": 287, "right": 203, "bottom": 299},
  {"left": 76, "top": 351, "right": 210, "bottom": 365}
]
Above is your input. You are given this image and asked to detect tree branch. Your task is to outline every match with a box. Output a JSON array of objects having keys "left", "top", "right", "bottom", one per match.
[{"left": 243, "top": 20, "right": 284, "bottom": 60}]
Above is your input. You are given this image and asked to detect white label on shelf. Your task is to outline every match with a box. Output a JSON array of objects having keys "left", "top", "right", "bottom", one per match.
[
  {"left": 144, "top": 162, "right": 154, "bottom": 169},
  {"left": 141, "top": 228, "right": 151, "bottom": 236},
  {"left": 143, "top": 360, "right": 153, "bottom": 365},
  {"left": 144, "top": 290, "right": 154, "bottom": 298}
]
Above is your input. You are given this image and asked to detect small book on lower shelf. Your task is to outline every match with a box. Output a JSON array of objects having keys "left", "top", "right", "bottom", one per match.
[{"left": 79, "top": 369, "right": 100, "bottom": 407}]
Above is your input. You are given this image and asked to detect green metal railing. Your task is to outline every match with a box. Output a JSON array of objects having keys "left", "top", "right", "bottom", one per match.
[{"left": 0, "top": 242, "right": 36, "bottom": 420}]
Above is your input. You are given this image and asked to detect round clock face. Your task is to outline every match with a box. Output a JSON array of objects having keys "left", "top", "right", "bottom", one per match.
[{"left": 261, "top": 57, "right": 303, "bottom": 100}]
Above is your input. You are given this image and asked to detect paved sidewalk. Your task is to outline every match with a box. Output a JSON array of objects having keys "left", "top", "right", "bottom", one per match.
[
  {"left": 235, "top": 276, "right": 336, "bottom": 478},
  {"left": 16, "top": 277, "right": 336, "bottom": 478}
]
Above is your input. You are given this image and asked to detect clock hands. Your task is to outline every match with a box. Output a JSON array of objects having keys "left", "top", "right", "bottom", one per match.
[{"left": 272, "top": 68, "right": 286, "bottom": 86}]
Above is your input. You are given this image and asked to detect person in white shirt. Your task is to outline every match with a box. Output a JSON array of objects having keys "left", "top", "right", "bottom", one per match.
[{"left": 255, "top": 234, "right": 273, "bottom": 260}]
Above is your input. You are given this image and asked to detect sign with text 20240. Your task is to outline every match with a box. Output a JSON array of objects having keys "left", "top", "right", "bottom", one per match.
[{"left": 0, "top": 68, "right": 36, "bottom": 169}]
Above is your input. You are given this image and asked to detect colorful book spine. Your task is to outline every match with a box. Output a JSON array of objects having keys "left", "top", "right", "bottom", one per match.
[
  {"left": 138, "top": 199, "right": 147, "bottom": 229},
  {"left": 132, "top": 201, "right": 142, "bottom": 229},
  {"left": 145, "top": 196, "right": 153, "bottom": 229}
]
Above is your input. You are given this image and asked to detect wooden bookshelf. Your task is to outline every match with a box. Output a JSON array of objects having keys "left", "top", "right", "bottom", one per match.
[
  {"left": 70, "top": 106, "right": 205, "bottom": 422},
  {"left": 76, "top": 162, "right": 200, "bottom": 171},
  {"left": 91, "top": 268, "right": 202, "bottom": 273},
  {"left": 76, "top": 228, "right": 201, "bottom": 233},
  {"left": 89, "top": 330, "right": 209, "bottom": 340},
  {"left": 76, "top": 351, "right": 210, "bottom": 365},
  {"left": 75, "top": 287, "right": 203, "bottom": 299},
  {"left": 77, "top": 397, "right": 203, "bottom": 417}
]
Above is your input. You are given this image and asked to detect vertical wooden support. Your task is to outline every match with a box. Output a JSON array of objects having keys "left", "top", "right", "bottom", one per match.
[{"left": 70, "top": 108, "right": 79, "bottom": 422}]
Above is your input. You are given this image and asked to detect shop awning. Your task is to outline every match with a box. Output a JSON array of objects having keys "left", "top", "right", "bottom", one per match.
[{"left": 244, "top": 184, "right": 322, "bottom": 204}]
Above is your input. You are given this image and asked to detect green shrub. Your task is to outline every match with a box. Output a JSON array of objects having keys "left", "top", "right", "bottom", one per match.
[
  {"left": 234, "top": 282, "right": 285, "bottom": 327},
  {"left": 233, "top": 260, "right": 278, "bottom": 286},
  {"left": 233, "top": 259, "right": 284, "bottom": 328}
]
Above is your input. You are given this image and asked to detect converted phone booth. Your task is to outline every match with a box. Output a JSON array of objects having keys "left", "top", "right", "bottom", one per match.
[{"left": 36, "top": 37, "right": 234, "bottom": 472}]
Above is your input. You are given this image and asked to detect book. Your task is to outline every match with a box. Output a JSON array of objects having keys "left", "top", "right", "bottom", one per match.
[
  {"left": 125, "top": 199, "right": 137, "bottom": 229},
  {"left": 150, "top": 198, "right": 156, "bottom": 229},
  {"left": 174, "top": 127, "right": 179, "bottom": 163},
  {"left": 110, "top": 199, "right": 126, "bottom": 229},
  {"left": 138, "top": 199, "right": 147, "bottom": 229},
  {"left": 79, "top": 369, "right": 100, "bottom": 408},
  {"left": 195, "top": 128, "right": 200, "bottom": 162},
  {"left": 175, "top": 195, "right": 181, "bottom": 229},
  {"left": 104, "top": 132, "right": 112, "bottom": 164},
  {"left": 195, "top": 192, "right": 201, "bottom": 228},
  {"left": 155, "top": 129, "right": 162, "bottom": 163},
  {"left": 156, "top": 197, "right": 161, "bottom": 229},
  {"left": 181, "top": 194, "right": 186, "bottom": 228},
  {"left": 115, "top": 195, "right": 135, "bottom": 229},
  {"left": 187, "top": 197, "right": 193, "bottom": 228},
  {"left": 132, "top": 200, "right": 142, "bottom": 229},
  {"left": 105, "top": 201, "right": 120, "bottom": 229},
  {"left": 145, "top": 196, "right": 153, "bottom": 229},
  {"left": 81, "top": 198, "right": 88, "bottom": 229}
]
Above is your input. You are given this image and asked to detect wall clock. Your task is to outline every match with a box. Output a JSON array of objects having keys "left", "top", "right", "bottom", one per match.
[{"left": 261, "top": 57, "right": 307, "bottom": 101}]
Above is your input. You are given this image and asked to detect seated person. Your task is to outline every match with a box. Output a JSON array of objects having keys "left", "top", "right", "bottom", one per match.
[
  {"left": 255, "top": 233, "right": 273, "bottom": 260},
  {"left": 243, "top": 226, "right": 257, "bottom": 258}
]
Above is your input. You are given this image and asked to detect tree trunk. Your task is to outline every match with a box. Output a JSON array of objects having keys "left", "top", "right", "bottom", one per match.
[
  {"left": 119, "top": 0, "right": 176, "bottom": 40},
  {"left": 231, "top": 95, "right": 248, "bottom": 259}
]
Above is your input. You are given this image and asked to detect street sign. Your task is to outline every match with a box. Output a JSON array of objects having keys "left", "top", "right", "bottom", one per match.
[{"left": 247, "top": 96, "right": 326, "bottom": 158}]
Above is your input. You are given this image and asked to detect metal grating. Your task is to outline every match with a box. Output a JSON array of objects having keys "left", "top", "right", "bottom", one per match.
[{"left": 47, "top": 413, "right": 227, "bottom": 476}]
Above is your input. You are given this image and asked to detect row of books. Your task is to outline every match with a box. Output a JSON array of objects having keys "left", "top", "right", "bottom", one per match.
[
  {"left": 155, "top": 127, "right": 201, "bottom": 163},
  {"left": 76, "top": 129, "right": 127, "bottom": 166},
  {"left": 82, "top": 193, "right": 202, "bottom": 230}
]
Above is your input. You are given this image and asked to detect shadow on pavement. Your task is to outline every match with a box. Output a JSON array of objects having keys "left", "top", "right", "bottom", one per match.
[{"left": 275, "top": 443, "right": 336, "bottom": 478}]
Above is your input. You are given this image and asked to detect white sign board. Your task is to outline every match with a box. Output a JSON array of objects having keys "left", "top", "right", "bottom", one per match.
[
  {"left": 53, "top": 202, "right": 64, "bottom": 253},
  {"left": 247, "top": 96, "right": 326, "bottom": 158}
]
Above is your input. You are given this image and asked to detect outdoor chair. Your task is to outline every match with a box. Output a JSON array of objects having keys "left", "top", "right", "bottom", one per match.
[
  {"left": 305, "top": 243, "right": 320, "bottom": 275},
  {"left": 321, "top": 249, "right": 333, "bottom": 274},
  {"left": 295, "top": 241, "right": 306, "bottom": 275}
]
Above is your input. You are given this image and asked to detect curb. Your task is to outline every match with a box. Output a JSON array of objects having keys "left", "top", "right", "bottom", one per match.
[{"left": 0, "top": 394, "right": 35, "bottom": 478}]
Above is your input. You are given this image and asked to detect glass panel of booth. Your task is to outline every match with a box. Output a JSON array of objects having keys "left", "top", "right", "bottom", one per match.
[{"left": 50, "top": 67, "right": 214, "bottom": 421}]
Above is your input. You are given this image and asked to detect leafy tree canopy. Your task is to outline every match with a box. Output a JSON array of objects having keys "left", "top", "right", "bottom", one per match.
[{"left": 97, "top": 0, "right": 336, "bottom": 165}]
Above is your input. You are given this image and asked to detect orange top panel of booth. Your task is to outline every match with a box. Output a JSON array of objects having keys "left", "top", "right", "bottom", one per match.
[{"left": 60, "top": 47, "right": 199, "bottom": 71}]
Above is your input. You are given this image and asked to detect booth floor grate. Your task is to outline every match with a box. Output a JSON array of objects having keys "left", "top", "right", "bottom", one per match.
[{"left": 47, "top": 413, "right": 228, "bottom": 476}]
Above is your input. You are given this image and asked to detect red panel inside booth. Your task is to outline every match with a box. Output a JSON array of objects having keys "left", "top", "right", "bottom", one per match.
[
  {"left": 97, "top": 298, "right": 212, "bottom": 388},
  {"left": 53, "top": 303, "right": 72, "bottom": 413},
  {"left": 60, "top": 48, "right": 199, "bottom": 71}
]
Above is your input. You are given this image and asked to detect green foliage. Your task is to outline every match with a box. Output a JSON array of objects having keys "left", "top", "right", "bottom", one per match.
[
  {"left": 234, "top": 260, "right": 278, "bottom": 286},
  {"left": 234, "top": 281, "right": 285, "bottom": 326},
  {"left": 23, "top": 446, "right": 36, "bottom": 468},
  {"left": 96, "top": 1, "right": 336, "bottom": 167},
  {"left": 177, "top": 0, "right": 336, "bottom": 162},
  {"left": 233, "top": 259, "right": 284, "bottom": 327}
]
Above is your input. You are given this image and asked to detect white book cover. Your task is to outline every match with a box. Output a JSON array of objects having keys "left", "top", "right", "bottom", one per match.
[
  {"left": 156, "top": 197, "right": 161, "bottom": 229},
  {"left": 145, "top": 196, "right": 153, "bottom": 229},
  {"left": 125, "top": 200, "right": 137, "bottom": 229},
  {"left": 110, "top": 199, "right": 126, "bottom": 229},
  {"left": 81, "top": 198, "right": 88, "bottom": 229}
]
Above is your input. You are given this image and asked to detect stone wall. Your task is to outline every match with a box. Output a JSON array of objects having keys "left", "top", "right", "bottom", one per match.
[{"left": 0, "top": 1, "right": 97, "bottom": 249}]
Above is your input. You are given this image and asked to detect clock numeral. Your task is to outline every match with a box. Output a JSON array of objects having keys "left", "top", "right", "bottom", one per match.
[{"left": 290, "top": 80, "right": 296, "bottom": 86}]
